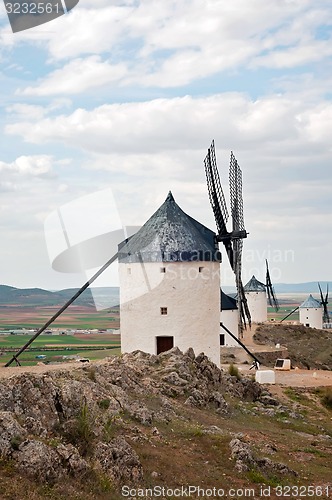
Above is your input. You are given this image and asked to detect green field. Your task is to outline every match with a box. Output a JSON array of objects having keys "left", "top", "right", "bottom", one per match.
[
  {"left": 267, "top": 294, "right": 305, "bottom": 322},
  {"left": 0, "top": 334, "right": 119, "bottom": 348},
  {"left": 0, "top": 305, "right": 119, "bottom": 330},
  {"left": 0, "top": 334, "right": 121, "bottom": 366},
  {"left": 267, "top": 305, "right": 300, "bottom": 322}
]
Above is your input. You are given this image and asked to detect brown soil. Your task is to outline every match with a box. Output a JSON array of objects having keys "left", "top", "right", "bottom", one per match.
[{"left": 253, "top": 323, "right": 332, "bottom": 370}]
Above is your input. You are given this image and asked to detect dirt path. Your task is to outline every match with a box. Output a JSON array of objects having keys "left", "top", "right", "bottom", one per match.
[
  {"left": 0, "top": 361, "right": 86, "bottom": 379},
  {"left": 232, "top": 364, "right": 332, "bottom": 387}
]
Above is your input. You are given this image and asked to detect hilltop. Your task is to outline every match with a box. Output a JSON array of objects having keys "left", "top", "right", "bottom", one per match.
[
  {"left": 0, "top": 348, "right": 331, "bottom": 499},
  {"left": 253, "top": 323, "right": 332, "bottom": 370},
  {"left": 0, "top": 285, "right": 119, "bottom": 308}
]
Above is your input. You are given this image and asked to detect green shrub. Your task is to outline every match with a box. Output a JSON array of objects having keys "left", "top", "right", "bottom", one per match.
[
  {"left": 86, "top": 367, "right": 97, "bottom": 382},
  {"left": 228, "top": 364, "right": 241, "bottom": 380},
  {"left": 10, "top": 435, "right": 23, "bottom": 451},
  {"left": 321, "top": 387, "right": 332, "bottom": 409},
  {"left": 66, "top": 398, "right": 95, "bottom": 456},
  {"left": 98, "top": 399, "right": 110, "bottom": 410}
]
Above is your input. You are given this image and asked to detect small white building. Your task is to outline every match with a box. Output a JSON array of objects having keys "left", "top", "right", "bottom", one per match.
[
  {"left": 244, "top": 275, "right": 267, "bottom": 323},
  {"left": 118, "top": 192, "right": 222, "bottom": 367},
  {"left": 220, "top": 290, "right": 239, "bottom": 346},
  {"left": 299, "top": 294, "right": 323, "bottom": 329}
]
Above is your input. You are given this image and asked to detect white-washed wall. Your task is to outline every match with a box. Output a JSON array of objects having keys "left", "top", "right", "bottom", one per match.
[
  {"left": 245, "top": 291, "right": 267, "bottom": 323},
  {"left": 119, "top": 261, "right": 221, "bottom": 366},
  {"left": 299, "top": 307, "right": 323, "bottom": 329}
]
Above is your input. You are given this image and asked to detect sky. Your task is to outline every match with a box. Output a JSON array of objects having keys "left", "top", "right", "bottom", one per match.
[{"left": 0, "top": 0, "right": 332, "bottom": 291}]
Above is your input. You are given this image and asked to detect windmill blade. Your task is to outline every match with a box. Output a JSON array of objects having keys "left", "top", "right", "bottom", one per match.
[
  {"left": 229, "top": 152, "right": 250, "bottom": 331},
  {"left": 318, "top": 282, "right": 330, "bottom": 323},
  {"left": 266, "top": 259, "right": 279, "bottom": 311},
  {"left": 325, "top": 284, "right": 330, "bottom": 322},
  {"left": 204, "top": 140, "right": 229, "bottom": 235},
  {"left": 229, "top": 151, "right": 245, "bottom": 232},
  {"left": 204, "top": 141, "right": 234, "bottom": 267},
  {"left": 233, "top": 238, "right": 251, "bottom": 333},
  {"left": 237, "top": 275, "right": 251, "bottom": 334},
  {"left": 280, "top": 306, "right": 299, "bottom": 322}
]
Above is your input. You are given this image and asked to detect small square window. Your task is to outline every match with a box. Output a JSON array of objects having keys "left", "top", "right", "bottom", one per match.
[
  {"left": 199, "top": 267, "right": 204, "bottom": 273},
  {"left": 160, "top": 307, "right": 168, "bottom": 315},
  {"left": 160, "top": 267, "right": 166, "bottom": 273},
  {"left": 127, "top": 268, "right": 131, "bottom": 275}
]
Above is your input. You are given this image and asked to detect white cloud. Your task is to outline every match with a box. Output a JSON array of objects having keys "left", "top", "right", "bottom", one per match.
[
  {"left": 1, "top": 0, "right": 332, "bottom": 288},
  {"left": 5, "top": 103, "right": 47, "bottom": 120},
  {"left": 18, "top": 56, "right": 128, "bottom": 96},
  {"left": 6, "top": 100, "right": 72, "bottom": 119},
  {"left": 0, "top": 181, "right": 17, "bottom": 192},
  {"left": 0, "top": 155, "right": 54, "bottom": 176},
  {"left": 7, "top": 0, "right": 332, "bottom": 95},
  {"left": 46, "top": 6, "right": 132, "bottom": 60},
  {"left": 5, "top": 93, "right": 331, "bottom": 157},
  {"left": 253, "top": 41, "right": 332, "bottom": 69},
  {"left": 299, "top": 103, "right": 332, "bottom": 144}
]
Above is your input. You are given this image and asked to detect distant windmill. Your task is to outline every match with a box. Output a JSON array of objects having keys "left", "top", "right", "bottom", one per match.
[
  {"left": 265, "top": 259, "right": 279, "bottom": 312},
  {"left": 318, "top": 283, "right": 329, "bottom": 324},
  {"left": 243, "top": 260, "right": 279, "bottom": 323},
  {"left": 281, "top": 284, "right": 327, "bottom": 329},
  {"left": 204, "top": 141, "right": 251, "bottom": 334}
]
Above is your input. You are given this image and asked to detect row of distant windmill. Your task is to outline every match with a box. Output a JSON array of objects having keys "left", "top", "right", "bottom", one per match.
[{"left": 5, "top": 141, "right": 331, "bottom": 367}]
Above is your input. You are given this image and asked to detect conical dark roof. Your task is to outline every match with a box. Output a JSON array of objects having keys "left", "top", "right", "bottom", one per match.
[
  {"left": 244, "top": 275, "right": 266, "bottom": 292},
  {"left": 220, "top": 289, "right": 237, "bottom": 311},
  {"left": 118, "top": 191, "right": 221, "bottom": 263},
  {"left": 299, "top": 294, "right": 322, "bottom": 309}
]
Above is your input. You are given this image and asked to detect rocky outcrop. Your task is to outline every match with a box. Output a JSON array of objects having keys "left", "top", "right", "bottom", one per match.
[
  {"left": 0, "top": 347, "right": 265, "bottom": 485},
  {"left": 230, "top": 437, "right": 298, "bottom": 476},
  {"left": 94, "top": 437, "right": 143, "bottom": 482}
]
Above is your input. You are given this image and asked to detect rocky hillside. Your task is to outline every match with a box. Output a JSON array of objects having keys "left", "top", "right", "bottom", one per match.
[
  {"left": 0, "top": 348, "right": 331, "bottom": 499},
  {"left": 254, "top": 324, "right": 332, "bottom": 370}
]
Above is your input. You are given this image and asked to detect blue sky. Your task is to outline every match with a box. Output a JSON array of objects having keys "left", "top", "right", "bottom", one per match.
[{"left": 0, "top": 0, "right": 332, "bottom": 290}]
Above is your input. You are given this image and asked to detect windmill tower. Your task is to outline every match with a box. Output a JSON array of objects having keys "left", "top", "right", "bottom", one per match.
[
  {"left": 244, "top": 260, "right": 279, "bottom": 324},
  {"left": 118, "top": 191, "right": 222, "bottom": 366},
  {"left": 220, "top": 290, "right": 238, "bottom": 346},
  {"left": 204, "top": 141, "right": 250, "bottom": 337},
  {"left": 299, "top": 294, "right": 323, "bottom": 329},
  {"left": 244, "top": 276, "right": 267, "bottom": 323}
]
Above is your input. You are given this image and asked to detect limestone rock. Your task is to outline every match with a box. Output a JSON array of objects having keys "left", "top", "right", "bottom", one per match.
[
  {"left": 0, "top": 411, "right": 27, "bottom": 458},
  {"left": 94, "top": 436, "right": 143, "bottom": 483},
  {"left": 14, "top": 440, "right": 63, "bottom": 483},
  {"left": 230, "top": 437, "right": 297, "bottom": 476}
]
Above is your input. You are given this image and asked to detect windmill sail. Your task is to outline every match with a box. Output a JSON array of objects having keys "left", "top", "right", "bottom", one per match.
[
  {"left": 265, "top": 259, "right": 279, "bottom": 311},
  {"left": 204, "top": 140, "right": 229, "bottom": 234},
  {"left": 205, "top": 142, "right": 250, "bottom": 335},
  {"left": 204, "top": 141, "right": 234, "bottom": 267},
  {"left": 229, "top": 152, "right": 251, "bottom": 332},
  {"left": 318, "top": 282, "right": 330, "bottom": 324}
]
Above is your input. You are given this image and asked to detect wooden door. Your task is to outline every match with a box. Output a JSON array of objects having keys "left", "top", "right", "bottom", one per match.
[{"left": 156, "top": 336, "right": 174, "bottom": 354}]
